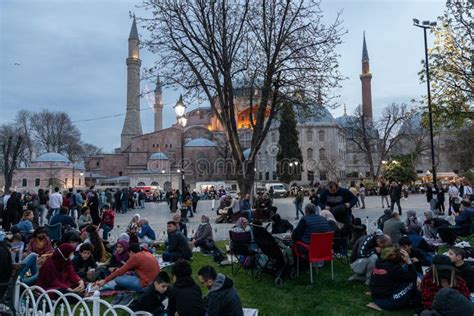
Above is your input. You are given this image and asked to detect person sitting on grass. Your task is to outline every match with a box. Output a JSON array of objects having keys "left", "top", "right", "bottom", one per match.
[
  {"left": 100, "top": 204, "right": 115, "bottom": 241},
  {"left": 78, "top": 207, "right": 93, "bottom": 230},
  {"left": 270, "top": 214, "right": 293, "bottom": 234},
  {"left": 349, "top": 233, "right": 392, "bottom": 283},
  {"left": 367, "top": 248, "right": 418, "bottom": 311},
  {"left": 382, "top": 211, "right": 408, "bottom": 246},
  {"left": 25, "top": 227, "right": 53, "bottom": 266},
  {"left": 447, "top": 246, "right": 474, "bottom": 292},
  {"left": 72, "top": 243, "right": 98, "bottom": 282},
  {"left": 420, "top": 254, "right": 470, "bottom": 310},
  {"left": 50, "top": 206, "right": 77, "bottom": 232},
  {"left": 129, "top": 271, "right": 171, "bottom": 315},
  {"left": 198, "top": 265, "right": 243, "bottom": 316},
  {"left": 36, "top": 243, "right": 85, "bottom": 294},
  {"left": 97, "top": 244, "right": 160, "bottom": 293},
  {"left": 138, "top": 218, "right": 156, "bottom": 244},
  {"left": 108, "top": 239, "right": 129, "bottom": 272},
  {"left": 191, "top": 215, "right": 214, "bottom": 252},
  {"left": 398, "top": 236, "right": 431, "bottom": 275},
  {"left": 15, "top": 210, "right": 34, "bottom": 239},
  {"left": 419, "top": 287, "right": 474, "bottom": 316},
  {"left": 163, "top": 221, "right": 192, "bottom": 262},
  {"left": 168, "top": 259, "right": 205, "bottom": 316},
  {"left": 173, "top": 213, "right": 188, "bottom": 238},
  {"left": 84, "top": 225, "right": 108, "bottom": 263}
]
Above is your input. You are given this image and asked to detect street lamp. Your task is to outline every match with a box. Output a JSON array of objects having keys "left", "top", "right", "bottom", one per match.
[
  {"left": 174, "top": 95, "right": 187, "bottom": 196},
  {"left": 413, "top": 18, "right": 438, "bottom": 188}
]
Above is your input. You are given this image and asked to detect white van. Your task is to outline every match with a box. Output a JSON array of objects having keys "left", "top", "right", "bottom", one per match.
[{"left": 265, "top": 183, "right": 288, "bottom": 198}]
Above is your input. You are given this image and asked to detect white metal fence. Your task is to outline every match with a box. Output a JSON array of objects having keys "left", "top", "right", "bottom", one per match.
[{"left": 14, "top": 281, "right": 152, "bottom": 316}]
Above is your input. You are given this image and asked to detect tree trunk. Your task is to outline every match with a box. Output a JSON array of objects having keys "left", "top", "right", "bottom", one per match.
[{"left": 236, "top": 159, "right": 255, "bottom": 196}]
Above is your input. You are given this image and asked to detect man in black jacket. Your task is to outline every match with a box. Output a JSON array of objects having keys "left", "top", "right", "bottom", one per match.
[
  {"left": 168, "top": 259, "right": 205, "bottom": 316},
  {"left": 130, "top": 271, "right": 170, "bottom": 315},
  {"left": 163, "top": 221, "right": 192, "bottom": 262},
  {"left": 198, "top": 266, "right": 243, "bottom": 316},
  {"left": 389, "top": 182, "right": 402, "bottom": 215}
]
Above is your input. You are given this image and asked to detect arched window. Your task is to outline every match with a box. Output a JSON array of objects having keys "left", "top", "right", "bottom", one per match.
[
  {"left": 306, "top": 129, "right": 313, "bottom": 142},
  {"left": 137, "top": 182, "right": 146, "bottom": 186},
  {"left": 150, "top": 181, "right": 159, "bottom": 186},
  {"left": 307, "top": 148, "right": 313, "bottom": 159},
  {"left": 319, "top": 130, "right": 325, "bottom": 141},
  {"left": 319, "top": 148, "right": 326, "bottom": 160}
]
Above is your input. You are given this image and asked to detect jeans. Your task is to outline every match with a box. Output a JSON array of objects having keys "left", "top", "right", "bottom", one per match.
[
  {"left": 69, "top": 207, "right": 78, "bottom": 221},
  {"left": 390, "top": 199, "right": 402, "bottom": 215},
  {"left": 39, "top": 205, "right": 48, "bottom": 226},
  {"left": 381, "top": 195, "right": 389, "bottom": 208},
  {"left": 360, "top": 195, "right": 366, "bottom": 208},
  {"left": 19, "top": 253, "right": 39, "bottom": 286},
  {"left": 121, "top": 200, "right": 128, "bottom": 214},
  {"left": 242, "top": 209, "right": 253, "bottom": 221},
  {"left": 140, "top": 200, "right": 145, "bottom": 209},
  {"left": 351, "top": 254, "right": 378, "bottom": 283},
  {"left": 114, "top": 274, "right": 144, "bottom": 292},
  {"left": 101, "top": 224, "right": 113, "bottom": 240},
  {"left": 188, "top": 206, "right": 194, "bottom": 218},
  {"left": 373, "top": 282, "right": 416, "bottom": 310},
  {"left": 295, "top": 202, "right": 304, "bottom": 219}
]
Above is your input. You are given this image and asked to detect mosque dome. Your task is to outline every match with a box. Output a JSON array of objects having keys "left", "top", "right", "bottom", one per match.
[
  {"left": 149, "top": 152, "right": 169, "bottom": 160},
  {"left": 34, "top": 152, "right": 70, "bottom": 163},
  {"left": 184, "top": 138, "right": 217, "bottom": 147}
]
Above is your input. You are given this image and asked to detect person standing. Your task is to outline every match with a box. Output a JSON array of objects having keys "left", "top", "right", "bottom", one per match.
[
  {"left": 380, "top": 182, "right": 389, "bottom": 208},
  {"left": 38, "top": 188, "right": 48, "bottom": 226},
  {"left": 293, "top": 189, "right": 304, "bottom": 220},
  {"left": 191, "top": 190, "right": 199, "bottom": 214},
  {"left": 3, "top": 191, "right": 23, "bottom": 230},
  {"left": 359, "top": 183, "right": 366, "bottom": 209},
  {"left": 120, "top": 188, "right": 129, "bottom": 214},
  {"left": 87, "top": 190, "right": 100, "bottom": 226},
  {"left": 448, "top": 182, "right": 459, "bottom": 215},
  {"left": 437, "top": 185, "right": 446, "bottom": 215},
  {"left": 389, "top": 182, "right": 402, "bottom": 215},
  {"left": 349, "top": 182, "right": 360, "bottom": 208},
  {"left": 48, "top": 187, "right": 63, "bottom": 219}
]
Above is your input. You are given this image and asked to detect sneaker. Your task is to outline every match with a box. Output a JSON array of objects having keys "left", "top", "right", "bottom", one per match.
[
  {"left": 119, "top": 294, "right": 134, "bottom": 306},
  {"left": 111, "top": 293, "right": 124, "bottom": 305},
  {"left": 348, "top": 274, "right": 366, "bottom": 282}
]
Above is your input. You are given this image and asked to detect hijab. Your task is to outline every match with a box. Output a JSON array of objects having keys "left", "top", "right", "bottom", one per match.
[
  {"left": 114, "top": 239, "right": 130, "bottom": 263},
  {"left": 118, "top": 233, "right": 130, "bottom": 243},
  {"left": 52, "top": 243, "right": 75, "bottom": 271},
  {"left": 236, "top": 217, "right": 249, "bottom": 231},
  {"left": 320, "top": 210, "right": 344, "bottom": 229}
]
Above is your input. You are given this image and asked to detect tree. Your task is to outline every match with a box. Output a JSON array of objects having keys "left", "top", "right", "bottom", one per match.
[
  {"left": 0, "top": 124, "right": 24, "bottom": 193},
  {"left": 382, "top": 155, "right": 417, "bottom": 184},
  {"left": 419, "top": 0, "right": 473, "bottom": 126},
  {"left": 276, "top": 102, "right": 303, "bottom": 184},
  {"left": 350, "top": 103, "right": 412, "bottom": 179},
  {"left": 141, "top": 0, "right": 344, "bottom": 194},
  {"left": 444, "top": 122, "right": 474, "bottom": 172}
]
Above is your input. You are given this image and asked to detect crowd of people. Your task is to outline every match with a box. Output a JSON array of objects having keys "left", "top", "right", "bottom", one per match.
[{"left": 1, "top": 178, "right": 474, "bottom": 315}]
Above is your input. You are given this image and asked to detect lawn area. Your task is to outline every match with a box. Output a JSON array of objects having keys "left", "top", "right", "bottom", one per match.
[{"left": 160, "top": 241, "right": 414, "bottom": 316}]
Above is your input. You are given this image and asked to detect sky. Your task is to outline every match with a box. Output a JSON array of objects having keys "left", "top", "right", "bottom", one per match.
[{"left": 0, "top": 0, "right": 446, "bottom": 152}]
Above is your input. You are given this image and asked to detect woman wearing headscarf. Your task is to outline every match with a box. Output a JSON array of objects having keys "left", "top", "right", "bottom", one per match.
[
  {"left": 109, "top": 239, "right": 129, "bottom": 272},
  {"left": 231, "top": 217, "right": 250, "bottom": 233},
  {"left": 84, "top": 225, "right": 108, "bottom": 263},
  {"left": 3, "top": 191, "right": 23, "bottom": 230},
  {"left": 138, "top": 218, "right": 156, "bottom": 244},
  {"left": 405, "top": 210, "right": 421, "bottom": 235},
  {"left": 36, "top": 243, "right": 85, "bottom": 293},
  {"left": 127, "top": 214, "right": 141, "bottom": 244},
  {"left": 191, "top": 215, "right": 214, "bottom": 251},
  {"left": 320, "top": 209, "right": 351, "bottom": 254}
]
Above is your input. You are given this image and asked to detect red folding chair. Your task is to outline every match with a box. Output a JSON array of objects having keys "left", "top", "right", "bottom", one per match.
[{"left": 293, "top": 231, "right": 335, "bottom": 283}]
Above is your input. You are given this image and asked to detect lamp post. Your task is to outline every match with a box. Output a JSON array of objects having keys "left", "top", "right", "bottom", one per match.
[
  {"left": 413, "top": 18, "right": 438, "bottom": 188},
  {"left": 174, "top": 95, "right": 187, "bottom": 196}
]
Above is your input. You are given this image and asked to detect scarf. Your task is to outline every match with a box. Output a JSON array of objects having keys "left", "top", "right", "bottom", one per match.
[{"left": 114, "top": 240, "right": 130, "bottom": 263}]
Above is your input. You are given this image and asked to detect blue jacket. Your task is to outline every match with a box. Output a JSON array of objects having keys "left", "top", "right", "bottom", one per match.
[
  {"left": 292, "top": 214, "right": 331, "bottom": 244},
  {"left": 138, "top": 224, "right": 156, "bottom": 240}
]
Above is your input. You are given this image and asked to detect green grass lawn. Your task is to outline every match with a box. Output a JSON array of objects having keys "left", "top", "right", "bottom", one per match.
[{"left": 160, "top": 241, "right": 415, "bottom": 316}]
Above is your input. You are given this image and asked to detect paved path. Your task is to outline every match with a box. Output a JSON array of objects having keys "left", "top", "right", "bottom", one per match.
[{"left": 111, "top": 193, "right": 432, "bottom": 241}]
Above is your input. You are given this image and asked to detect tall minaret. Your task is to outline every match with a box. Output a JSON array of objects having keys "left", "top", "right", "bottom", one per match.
[
  {"left": 154, "top": 75, "right": 163, "bottom": 132},
  {"left": 121, "top": 17, "right": 143, "bottom": 151},
  {"left": 360, "top": 32, "right": 373, "bottom": 119}
]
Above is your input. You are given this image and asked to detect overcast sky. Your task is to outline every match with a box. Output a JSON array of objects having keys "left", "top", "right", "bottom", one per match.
[{"left": 0, "top": 0, "right": 446, "bottom": 152}]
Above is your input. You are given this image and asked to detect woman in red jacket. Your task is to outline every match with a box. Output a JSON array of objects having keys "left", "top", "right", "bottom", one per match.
[{"left": 36, "top": 243, "right": 85, "bottom": 294}]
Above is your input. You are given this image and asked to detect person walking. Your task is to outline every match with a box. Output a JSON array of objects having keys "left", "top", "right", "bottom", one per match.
[
  {"left": 380, "top": 182, "right": 389, "bottom": 208},
  {"left": 48, "top": 187, "right": 63, "bottom": 219},
  {"left": 389, "top": 182, "right": 402, "bottom": 215},
  {"left": 359, "top": 183, "right": 366, "bottom": 209},
  {"left": 293, "top": 189, "right": 304, "bottom": 220}
]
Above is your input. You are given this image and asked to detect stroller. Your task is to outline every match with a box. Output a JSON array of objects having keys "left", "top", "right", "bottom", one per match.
[{"left": 252, "top": 225, "right": 295, "bottom": 287}]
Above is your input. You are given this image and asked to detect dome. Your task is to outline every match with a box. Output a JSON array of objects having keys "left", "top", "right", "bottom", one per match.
[
  {"left": 34, "top": 152, "right": 70, "bottom": 163},
  {"left": 184, "top": 138, "right": 217, "bottom": 147},
  {"left": 298, "top": 105, "right": 336, "bottom": 125},
  {"left": 149, "top": 152, "right": 169, "bottom": 160}
]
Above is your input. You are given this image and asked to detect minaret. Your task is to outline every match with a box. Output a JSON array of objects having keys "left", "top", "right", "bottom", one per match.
[
  {"left": 121, "top": 17, "right": 143, "bottom": 151},
  {"left": 154, "top": 75, "right": 163, "bottom": 132},
  {"left": 360, "top": 32, "right": 373, "bottom": 119}
]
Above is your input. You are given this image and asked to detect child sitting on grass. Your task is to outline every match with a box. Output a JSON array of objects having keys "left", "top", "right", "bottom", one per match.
[
  {"left": 129, "top": 271, "right": 171, "bottom": 315},
  {"left": 72, "top": 243, "right": 98, "bottom": 282},
  {"left": 447, "top": 246, "right": 474, "bottom": 292}
]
